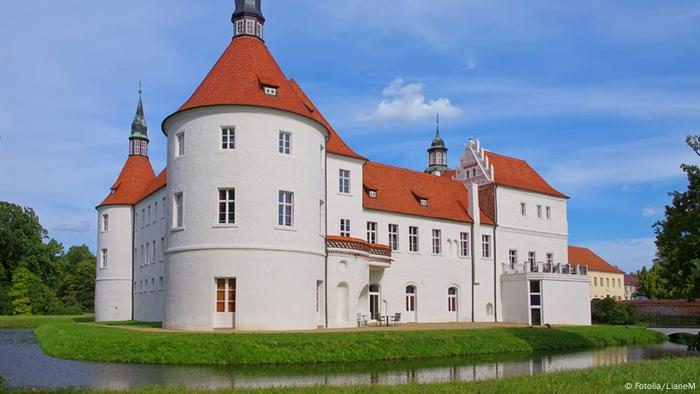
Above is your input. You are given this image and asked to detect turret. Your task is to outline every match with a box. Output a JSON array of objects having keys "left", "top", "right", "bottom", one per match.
[
  {"left": 129, "top": 83, "right": 149, "bottom": 157},
  {"left": 232, "top": 0, "right": 265, "bottom": 40},
  {"left": 425, "top": 115, "right": 449, "bottom": 175}
]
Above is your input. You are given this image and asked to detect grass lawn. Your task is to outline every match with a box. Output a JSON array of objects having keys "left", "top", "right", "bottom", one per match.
[
  {"left": 2, "top": 356, "right": 698, "bottom": 393},
  {"left": 33, "top": 323, "right": 666, "bottom": 366},
  {"left": 0, "top": 314, "right": 93, "bottom": 329}
]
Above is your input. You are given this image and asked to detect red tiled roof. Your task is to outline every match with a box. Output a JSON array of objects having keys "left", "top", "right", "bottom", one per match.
[
  {"left": 568, "top": 246, "right": 624, "bottom": 274},
  {"left": 99, "top": 156, "right": 155, "bottom": 207},
  {"left": 363, "top": 162, "right": 495, "bottom": 225},
  {"left": 167, "top": 36, "right": 364, "bottom": 160},
  {"left": 139, "top": 168, "right": 167, "bottom": 202},
  {"left": 624, "top": 274, "right": 640, "bottom": 287},
  {"left": 485, "top": 152, "right": 567, "bottom": 198}
]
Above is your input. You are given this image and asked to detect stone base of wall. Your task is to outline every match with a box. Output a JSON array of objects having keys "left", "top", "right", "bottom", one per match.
[{"left": 622, "top": 299, "right": 700, "bottom": 317}]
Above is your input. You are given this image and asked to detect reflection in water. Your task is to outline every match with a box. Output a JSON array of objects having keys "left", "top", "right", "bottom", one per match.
[{"left": 0, "top": 330, "right": 690, "bottom": 390}]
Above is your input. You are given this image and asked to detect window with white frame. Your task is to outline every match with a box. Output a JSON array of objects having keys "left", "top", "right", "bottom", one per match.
[
  {"left": 278, "top": 191, "right": 294, "bottom": 227},
  {"left": 388, "top": 224, "right": 399, "bottom": 251},
  {"left": 161, "top": 237, "right": 165, "bottom": 257},
  {"left": 368, "top": 190, "right": 377, "bottom": 199},
  {"left": 420, "top": 198, "right": 428, "bottom": 206},
  {"left": 100, "top": 249, "right": 108, "bottom": 269},
  {"left": 448, "top": 287, "right": 457, "bottom": 312},
  {"left": 409, "top": 226, "right": 419, "bottom": 252},
  {"left": 152, "top": 240, "right": 156, "bottom": 263},
  {"left": 146, "top": 243, "right": 151, "bottom": 265},
  {"left": 340, "top": 218, "right": 351, "bottom": 237},
  {"left": 246, "top": 19, "right": 255, "bottom": 35},
  {"left": 482, "top": 235, "right": 491, "bottom": 258},
  {"left": 235, "top": 20, "right": 244, "bottom": 35},
  {"left": 279, "top": 131, "right": 292, "bottom": 155},
  {"left": 175, "top": 132, "right": 185, "bottom": 157},
  {"left": 159, "top": 276, "right": 164, "bottom": 290},
  {"left": 255, "top": 22, "right": 263, "bottom": 37},
  {"left": 218, "top": 188, "right": 236, "bottom": 224},
  {"left": 102, "top": 214, "right": 109, "bottom": 232},
  {"left": 546, "top": 253, "right": 554, "bottom": 264},
  {"left": 221, "top": 127, "right": 235, "bottom": 150},
  {"left": 140, "top": 245, "right": 145, "bottom": 266},
  {"left": 432, "top": 229, "right": 442, "bottom": 255},
  {"left": 153, "top": 202, "right": 158, "bottom": 223},
  {"left": 537, "top": 205, "right": 542, "bottom": 218},
  {"left": 367, "top": 222, "right": 377, "bottom": 244},
  {"left": 141, "top": 208, "right": 145, "bottom": 228},
  {"left": 459, "top": 232, "right": 470, "bottom": 257},
  {"left": 528, "top": 251, "right": 536, "bottom": 265},
  {"left": 319, "top": 200, "right": 325, "bottom": 234},
  {"left": 263, "top": 86, "right": 277, "bottom": 96},
  {"left": 173, "top": 192, "right": 183, "bottom": 229},
  {"left": 546, "top": 206, "right": 551, "bottom": 220},
  {"left": 521, "top": 202, "right": 527, "bottom": 216},
  {"left": 509, "top": 249, "right": 518, "bottom": 269},
  {"left": 147, "top": 205, "right": 151, "bottom": 224},
  {"left": 162, "top": 197, "right": 166, "bottom": 218},
  {"left": 339, "top": 169, "right": 350, "bottom": 194}
]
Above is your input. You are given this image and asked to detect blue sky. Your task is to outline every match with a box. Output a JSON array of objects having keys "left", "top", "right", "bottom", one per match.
[{"left": 1, "top": 1, "right": 699, "bottom": 273}]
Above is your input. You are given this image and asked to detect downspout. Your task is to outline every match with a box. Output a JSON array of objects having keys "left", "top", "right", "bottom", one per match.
[
  {"left": 493, "top": 186, "right": 498, "bottom": 323},
  {"left": 471, "top": 223, "right": 476, "bottom": 323}
]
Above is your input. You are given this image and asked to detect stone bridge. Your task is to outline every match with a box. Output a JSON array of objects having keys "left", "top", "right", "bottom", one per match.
[{"left": 647, "top": 326, "right": 700, "bottom": 336}]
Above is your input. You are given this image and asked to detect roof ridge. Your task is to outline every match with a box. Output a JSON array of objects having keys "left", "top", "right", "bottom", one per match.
[{"left": 367, "top": 161, "right": 461, "bottom": 184}]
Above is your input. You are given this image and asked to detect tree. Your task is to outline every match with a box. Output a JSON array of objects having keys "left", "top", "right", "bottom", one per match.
[
  {"left": 651, "top": 134, "right": 700, "bottom": 300},
  {"left": 0, "top": 203, "right": 47, "bottom": 283},
  {"left": 635, "top": 266, "right": 670, "bottom": 299},
  {"left": 57, "top": 245, "right": 96, "bottom": 312}
]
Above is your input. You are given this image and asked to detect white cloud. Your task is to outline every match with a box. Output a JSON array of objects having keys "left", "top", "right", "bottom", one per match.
[
  {"left": 361, "top": 79, "right": 462, "bottom": 122},
  {"left": 582, "top": 237, "right": 657, "bottom": 273},
  {"left": 52, "top": 221, "right": 91, "bottom": 234},
  {"left": 642, "top": 206, "right": 662, "bottom": 218}
]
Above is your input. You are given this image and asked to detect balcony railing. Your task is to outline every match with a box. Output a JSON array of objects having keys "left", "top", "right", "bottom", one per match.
[
  {"left": 326, "top": 236, "right": 392, "bottom": 262},
  {"left": 502, "top": 261, "right": 588, "bottom": 276}
]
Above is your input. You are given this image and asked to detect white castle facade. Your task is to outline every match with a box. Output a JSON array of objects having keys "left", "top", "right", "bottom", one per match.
[{"left": 95, "top": 1, "right": 591, "bottom": 331}]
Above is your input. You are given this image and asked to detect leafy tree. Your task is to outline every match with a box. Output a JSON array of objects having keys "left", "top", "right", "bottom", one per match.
[
  {"left": 635, "top": 266, "right": 670, "bottom": 299},
  {"left": 590, "top": 297, "right": 636, "bottom": 325},
  {"left": 57, "top": 246, "right": 96, "bottom": 311},
  {"left": 8, "top": 267, "right": 37, "bottom": 315},
  {"left": 652, "top": 134, "right": 700, "bottom": 300},
  {"left": 0, "top": 203, "right": 47, "bottom": 283}
]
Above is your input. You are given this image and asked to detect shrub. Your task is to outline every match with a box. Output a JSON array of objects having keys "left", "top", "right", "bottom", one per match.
[{"left": 591, "top": 297, "right": 636, "bottom": 325}]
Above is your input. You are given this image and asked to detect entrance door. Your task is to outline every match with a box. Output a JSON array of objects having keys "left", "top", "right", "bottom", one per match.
[
  {"left": 405, "top": 285, "right": 417, "bottom": 322},
  {"left": 448, "top": 287, "right": 458, "bottom": 321},
  {"left": 215, "top": 278, "right": 236, "bottom": 329},
  {"left": 369, "top": 284, "right": 380, "bottom": 321}
]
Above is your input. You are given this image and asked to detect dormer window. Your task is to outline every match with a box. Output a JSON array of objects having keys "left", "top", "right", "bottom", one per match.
[
  {"left": 368, "top": 190, "right": 377, "bottom": 199},
  {"left": 420, "top": 199, "right": 428, "bottom": 206},
  {"left": 263, "top": 86, "right": 277, "bottom": 96}
]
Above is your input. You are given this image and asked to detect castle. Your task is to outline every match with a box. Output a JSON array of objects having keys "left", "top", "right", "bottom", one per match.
[{"left": 95, "top": 0, "right": 591, "bottom": 330}]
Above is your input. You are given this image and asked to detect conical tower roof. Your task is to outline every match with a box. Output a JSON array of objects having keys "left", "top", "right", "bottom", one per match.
[{"left": 130, "top": 84, "right": 148, "bottom": 140}]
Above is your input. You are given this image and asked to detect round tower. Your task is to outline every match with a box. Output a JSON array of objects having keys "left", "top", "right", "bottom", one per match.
[
  {"left": 161, "top": 1, "right": 328, "bottom": 330},
  {"left": 95, "top": 87, "right": 155, "bottom": 322}
]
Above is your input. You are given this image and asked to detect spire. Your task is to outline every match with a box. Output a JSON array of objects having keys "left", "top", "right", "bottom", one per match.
[
  {"left": 232, "top": 0, "right": 265, "bottom": 40},
  {"left": 129, "top": 82, "right": 149, "bottom": 157},
  {"left": 425, "top": 114, "right": 449, "bottom": 175}
]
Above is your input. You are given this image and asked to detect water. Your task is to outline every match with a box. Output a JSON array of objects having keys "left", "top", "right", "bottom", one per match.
[{"left": 0, "top": 329, "right": 690, "bottom": 390}]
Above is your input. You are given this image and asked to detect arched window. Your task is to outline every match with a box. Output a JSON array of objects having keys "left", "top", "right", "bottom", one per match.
[
  {"left": 486, "top": 303, "right": 494, "bottom": 316},
  {"left": 405, "top": 285, "right": 416, "bottom": 311},
  {"left": 448, "top": 287, "right": 457, "bottom": 312}
]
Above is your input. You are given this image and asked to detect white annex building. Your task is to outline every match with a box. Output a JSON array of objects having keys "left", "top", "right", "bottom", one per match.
[{"left": 95, "top": 0, "right": 591, "bottom": 331}]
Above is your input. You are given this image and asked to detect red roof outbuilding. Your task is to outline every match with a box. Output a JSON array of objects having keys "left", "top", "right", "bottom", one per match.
[{"left": 568, "top": 246, "right": 624, "bottom": 274}]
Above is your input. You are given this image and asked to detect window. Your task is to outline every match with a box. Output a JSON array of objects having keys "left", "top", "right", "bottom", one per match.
[
  {"left": 459, "top": 232, "right": 470, "bottom": 257},
  {"left": 482, "top": 235, "right": 491, "bottom": 258},
  {"left": 388, "top": 224, "right": 399, "bottom": 251},
  {"left": 521, "top": 202, "right": 527, "bottom": 216},
  {"left": 366, "top": 222, "right": 377, "bottom": 244},
  {"left": 146, "top": 243, "right": 150, "bottom": 265},
  {"left": 279, "top": 131, "right": 292, "bottom": 155},
  {"left": 263, "top": 86, "right": 277, "bottom": 96},
  {"left": 432, "top": 229, "right": 442, "bottom": 255},
  {"left": 152, "top": 241, "right": 156, "bottom": 264},
  {"left": 618, "top": 278, "right": 621, "bottom": 287},
  {"left": 153, "top": 202, "right": 158, "bottom": 223},
  {"left": 339, "top": 169, "right": 350, "bottom": 194},
  {"left": 509, "top": 249, "right": 518, "bottom": 269},
  {"left": 368, "top": 190, "right": 377, "bottom": 199},
  {"left": 235, "top": 20, "right": 244, "bottom": 35},
  {"left": 606, "top": 278, "right": 610, "bottom": 287},
  {"left": 216, "top": 278, "right": 236, "bottom": 313},
  {"left": 161, "top": 237, "right": 165, "bottom": 256},
  {"left": 173, "top": 192, "right": 183, "bottom": 229},
  {"left": 246, "top": 19, "right": 255, "bottom": 35},
  {"left": 141, "top": 208, "right": 145, "bottom": 228},
  {"left": 159, "top": 276, "right": 164, "bottom": 290},
  {"left": 546, "top": 253, "right": 553, "bottom": 264},
  {"left": 218, "top": 188, "right": 236, "bottom": 224},
  {"left": 221, "top": 127, "right": 235, "bottom": 150},
  {"left": 448, "top": 287, "right": 457, "bottom": 312},
  {"left": 340, "top": 218, "right": 351, "bottom": 237},
  {"left": 278, "top": 191, "right": 294, "bottom": 227},
  {"left": 151, "top": 278, "right": 155, "bottom": 291},
  {"left": 140, "top": 245, "right": 144, "bottom": 266},
  {"left": 147, "top": 205, "right": 151, "bottom": 224},
  {"left": 319, "top": 200, "right": 325, "bottom": 234},
  {"left": 100, "top": 249, "right": 108, "bottom": 269},
  {"left": 255, "top": 22, "right": 262, "bottom": 37},
  {"left": 101, "top": 214, "right": 109, "bottom": 232},
  {"left": 175, "top": 132, "right": 185, "bottom": 157},
  {"left": 162, "top": 197, "right": 166, "bottom": 218},
  {"left": 546, "top": 206, "right": 551, "bottom": 220},
  {"left": 530, "top": 280, "right": 542, "bottom": 326},
  {"left": 594, "top": 277, "right": 598, "bottom": 286},
  {"left": 409, "top": 226, "right": 419, "bottom": 252},
  {"left": 420, "top": 198, "right": 428, "bottom": 206},
  {"left": 537, "top": 205, "right": 542, "bottom": 218},
  {"left": 528, "top": 251, "right": 536, "bottom": 265},
  {"left": 405, "top": 285, "right": 416, "bottom": 311}
]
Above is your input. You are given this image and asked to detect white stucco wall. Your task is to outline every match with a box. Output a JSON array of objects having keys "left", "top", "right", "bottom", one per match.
[
  {"left": 95, "top": 205, "right": 133, "bottom": 322},
  {"left": 161, "top": 106, "right": 327, "bottom": 330}
]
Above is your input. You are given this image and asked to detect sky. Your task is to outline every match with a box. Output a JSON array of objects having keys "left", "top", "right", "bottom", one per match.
[{"left": 1, "top": 1, "right": 699, "bottom": 274}]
